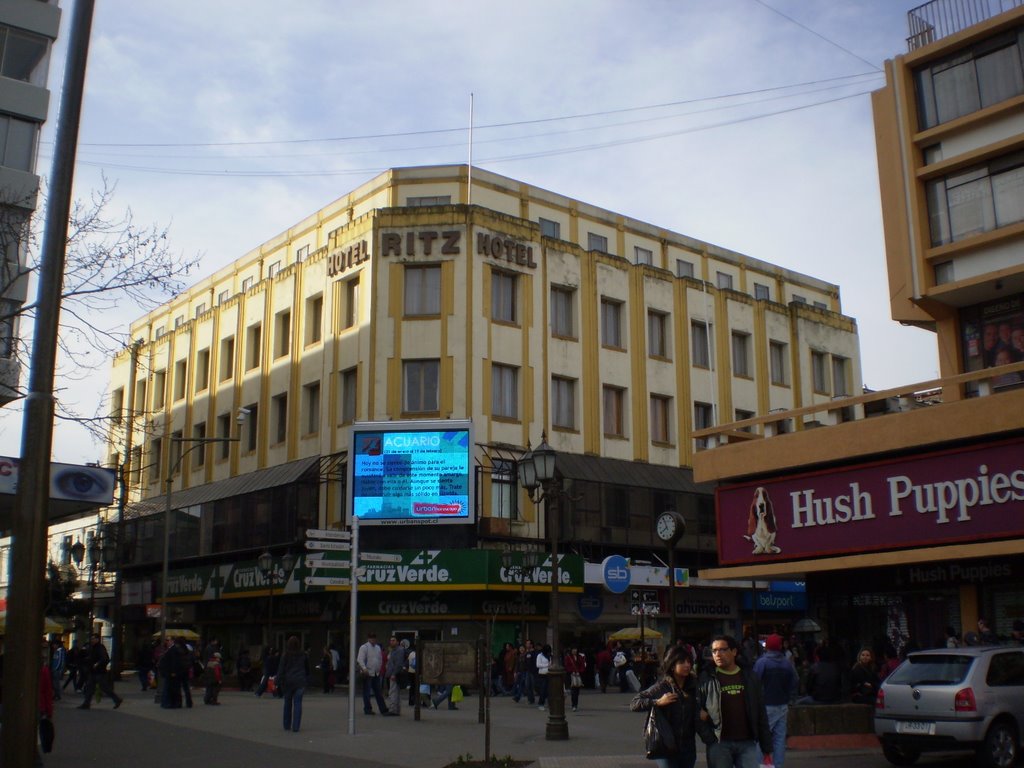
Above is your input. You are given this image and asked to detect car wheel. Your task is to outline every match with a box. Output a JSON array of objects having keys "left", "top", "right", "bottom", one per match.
[
  {"left": 978, "top": 720, "right": 1018, "bottom": 768},
  {"left": 882, "top": 743, "right": 920, "bottom": 766}
]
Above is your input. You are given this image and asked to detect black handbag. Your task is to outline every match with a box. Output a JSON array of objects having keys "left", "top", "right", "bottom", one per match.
[
  {"left": 39, "top": 715, "right": 55, "bottom": 754},
  {"left": 644, "top": 705, "right": 677, "bottom": 759}
]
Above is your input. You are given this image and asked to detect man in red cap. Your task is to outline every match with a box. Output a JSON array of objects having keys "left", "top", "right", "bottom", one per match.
[{"left": 752, "top": 634, "right": 798, "bottom": 768}]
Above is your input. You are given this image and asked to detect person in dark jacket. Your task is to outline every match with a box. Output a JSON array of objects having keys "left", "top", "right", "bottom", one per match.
[
  {"left": 697, "top": 634, "right": 772, "bottom": 768},
  {"left": 276, "top": 635, "right": 310, "bottom": 732},
  {"left": 752, "top": 634, "right": 798, "bottom": 768},
  {"left": 849, "top": 647, "right": 879, "bottom": 704},
  {"left": 157, "top": 637, "right": 183, "bottom": 708},
  {"left": 631, "top": 645, "right": 705, "bottom": 768},
  {"left": 797, "top": 643, "right": 843, "bottom": 705},
  {"left": 78, "top": 634, "right": 123, "bottom": 710}
]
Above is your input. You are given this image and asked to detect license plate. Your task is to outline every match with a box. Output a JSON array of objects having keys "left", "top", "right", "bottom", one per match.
[{"left": 897, "top": 721, "right": 934, "bottom": 735}]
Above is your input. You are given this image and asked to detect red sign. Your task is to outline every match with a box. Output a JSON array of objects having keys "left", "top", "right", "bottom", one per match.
[{"left": 716, "top": 438, "right": 1024, "bottom": 566}]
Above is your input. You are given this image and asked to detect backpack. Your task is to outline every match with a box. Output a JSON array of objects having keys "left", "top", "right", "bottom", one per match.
[{"left": 613, "top": 651, "right": 627, "bottom": 668}]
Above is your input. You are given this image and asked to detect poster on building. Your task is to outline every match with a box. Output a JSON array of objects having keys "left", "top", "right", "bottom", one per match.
[
  {"left": 716, "top": 437, "right": 1024, "bottom": 566},
  {"left": 961, "top": 293, "right": 1024, "bottom": 387}
]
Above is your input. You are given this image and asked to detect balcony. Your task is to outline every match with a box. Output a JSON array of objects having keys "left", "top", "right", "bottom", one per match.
[{"left": 907, "top": 0, "right": 1024, "bottom": 50}]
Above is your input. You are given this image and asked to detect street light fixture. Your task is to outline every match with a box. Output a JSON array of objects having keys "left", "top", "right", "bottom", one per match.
[
  {"left": 159, "top": 409, "right": 248, "bottom": 648},
  {"left": 258, "top": 549, "right": 296, "bottom": 648},
  {"left": 517, "top": 430, "right": 569, "bottom": 741},
  {"left": 501, "top": 549, "right": 541, "bottom": 644}
]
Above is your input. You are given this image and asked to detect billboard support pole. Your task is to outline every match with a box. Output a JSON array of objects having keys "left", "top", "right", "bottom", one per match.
[{"left": 347, "top": 515, "right": 360, "bottom": 736}]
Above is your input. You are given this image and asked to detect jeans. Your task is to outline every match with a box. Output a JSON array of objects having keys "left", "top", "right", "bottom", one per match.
[
  {"left": 362, "top": 674, "right": 387, "bottom": 713},
  {"left": 707, "top": 740, "right": 761, "bottom": 768},
  {"left": 283, "top": 687, "right": 304, "bottom": 731},
  {"left": 765, "top": 704, "right": 789, "bottom": 768},
  {"left": 521, "top": 672, "right": 535, "bottom": 703},
  {"left": 536, "top": 674, "right": 548, "bottom": 706},
  {"left": 655, "top": 743, "right": 697, "bottom": 768},
  {"left": 386, "top": 676, "right": 401, "bottom": 714}
]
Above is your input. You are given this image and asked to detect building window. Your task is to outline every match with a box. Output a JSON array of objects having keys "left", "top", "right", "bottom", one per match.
[
  {"left": 194, "top": 302, "right": 206, "bottom": 318},
  {"left": 915, "top": 30, "right": 1024, "bottom": 129},
  {"left": 296, "top": 244, "right": 310, "bottom": 261},
  {"left": 602, "top": 385, "right": 625, "bottom": 437},
  {"left": 217, "top": 290, "right": 230, "bottom": 305},
  {"left": 735, "top": 409, "right": 755, "bottom": 433},
  {"left": 676, "top": 259, "right": 694, "bottom": 278},
  {"left": 0, "top": 114, "right": 38, "bottom": 172},
  {"left": 134, "top": 380, "right": 146, "bottom": 416},
  {"left": 149, "top": 438, "right": 162, "bottom": 481},
  {"left": 274, "top": 310, "right": 291, "bottom": 358},
  {"left": 650, "top": 394, "right": 671, "bottom": 443},
  {"left": 491, "top": 460, "right": 517, "bottom": 520},
  {"left": 216, "top": 414, "right": 231, "bottom": 460},
  {"left": 634, "top": 246, "right": 653, "bottom": 266},
  {"left": 648, "top": 310, "right": 668, "bottom": 358},
  {"left": 272, "top": 393, "right": 288, "bottom": 445},
  {"left": 832, "top": 356, "right": 850, "bottom": 397},
  {"left": 731, "top": 332, "right": 751, "bottom": 378},
  {"left": 791, "top": 294, "right": 807, "bottom": 304},
  {"left": 491, "top": 270, "right": 518, "bottom": 324},
  {"left": 491, "top": 363, "right": 518, "bottom": 419},
  {"left": 404, "top": 265, "right": 441, "bottom": 316},
  {"left": 601, "top": 298, "right": 623, "bottom": 349},
  {"left": 587, "top": 232, "right": 608, "bottom": 253},
  {"left": 305, "top": 294, "right": 323, "bottom": 345},
  {"left": 241, "top": 276, "right": 254, "bottom": 292},
  {"left": 174, "top": 315, "right": 184, "bottom": 328},
  {"left": 173, "top": 359, "right": 187, "bottom": 400},
  {"left": 192, "top": 422, "right": 206, "bottom": 467},
  {"left": 0, "top": 26, "right": 49, "bottom": 85},
  {"left": 769, "top": 341, "right": 789, "bottom": 386},
  {"left": 934, "top": 261, "right": 955, "bottom": 284},
  {"left": 691, "top": 321, "right": 712, "bottom": 369},
  {"left": 552, "top": 376, "right": 576, "bottom": 430},
  {"left": 193, "top": 352, "right": 209, "bottom": 393},
  {"left": 814, "top": 301, "right": 828, "bottom": 310},
  {"left": 340, "top": 367, "right": 357, "bottom": 424},
  {"left": 716, "top": 271, "right": 733, "bottom": 290},
  {"left": 304, "top": 381, "right": 321, "bottom": 435},
  {"left": 152, "top": 369, "right": 166, "bottom": 407},
  {"left": 246, "top": 324, "right": 261, "bottom": 370},
  {"left": 267, "top": 261, "right": 281, "bottom": 279},
  {"left": 220, "top": 337, "right": 234, "bottom": 381},
  {"left": 154, "top": 326, "right": 166, "bottom": 339},
  {"left": 0, "top": 302, "right": 14, "bottom": 358},
  {"left": 169, "top": 430, "right": 183, "bottom": 474},
  {"left": 244, "top": 403, "right": 259, "bottom": 452},
  {"left": 343, "top": 277, "right": 359, "bottom": 329},
  {"left": 110, "top": 387, "right": 124, "bottom": 424},
  {"left": 550, "top": 286, "right": 575, "bottom": 338},
  {"left": 694, "top": 401, "right": 714, "bottom": 449},
  {"left": 926, "top": 152, "right": 1024, "bottom": 246},
  {"left": 539, "top": 217, "right": 561, "bottom": 239},
  {"left": 754, "top": 282, "right": 770, "bottom": 300},
  {"left": 403, "top": 359, "right": 439, "bottom": 413},
  {"left": 812, "top": 351, "right": 829, "bottom": 393},
  {"left": 406, "top": 195, "right": 451, "bottom": 207}
]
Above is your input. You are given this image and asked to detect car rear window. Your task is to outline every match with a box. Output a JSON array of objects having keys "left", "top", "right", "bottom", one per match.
[
  {"left": 887, "top": 655, "right": 974, "bottom": 686},
  {"left": 986, "top": 652, "right": 1024, "bottom": 686}
]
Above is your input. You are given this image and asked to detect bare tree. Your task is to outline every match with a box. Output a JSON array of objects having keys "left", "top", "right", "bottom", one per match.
[{"left": 0, "top": 176, "right": 202, "bottom": 442}]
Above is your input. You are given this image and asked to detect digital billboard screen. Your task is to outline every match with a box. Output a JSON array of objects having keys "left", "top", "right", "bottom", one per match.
[{"left": 348, "top": 420, "right": 474, "bottom": 526}]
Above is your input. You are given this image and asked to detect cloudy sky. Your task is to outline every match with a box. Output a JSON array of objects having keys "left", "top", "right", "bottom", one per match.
[{"left": 12, "top": 0, "right": 943, "bottom": 463}]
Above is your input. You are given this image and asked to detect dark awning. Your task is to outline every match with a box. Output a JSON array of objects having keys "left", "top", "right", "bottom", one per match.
[
  {"left": 554, "top": 453, "right": 714, "bottom": 494},
  {"left": 126, "top": 455, "right": 320, "bottom": 518}
]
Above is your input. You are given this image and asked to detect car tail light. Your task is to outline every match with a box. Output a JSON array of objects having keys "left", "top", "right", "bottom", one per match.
[
  {"left": 875, "top": 688, "right": 885, "bottom": 710},
  {"left": 954, "top": 687, "right": 976, "bottom": 712}
]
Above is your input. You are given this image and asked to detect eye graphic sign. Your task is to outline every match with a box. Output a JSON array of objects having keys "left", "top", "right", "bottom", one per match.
[
  {"left": 0, "top": 457, "right": 116, "bottom": 505},
  {"left": 716, "top": 438, "right": 1024, "bottom": 566}
]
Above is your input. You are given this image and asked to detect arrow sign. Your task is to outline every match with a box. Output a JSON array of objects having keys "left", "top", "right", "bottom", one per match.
[
  {"left": 306, "top": 540, "right": 351, "bottom": 551},
  {"left": 306, "top": 576, "right": 351, "bottom": 587},
  {"left": 305, "top": 557, "right": 351, "bottom": 569},
  {"left": 360, "top": 552, "right": 402, "bottom": 563},
  {"left": 305, "top": 528, "right": 351, "bottom": 541}
]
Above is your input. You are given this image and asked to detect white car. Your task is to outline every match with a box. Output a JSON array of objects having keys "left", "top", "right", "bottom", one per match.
[{"left": 874, "top": 646, "right": 1024, "bottom": 767}]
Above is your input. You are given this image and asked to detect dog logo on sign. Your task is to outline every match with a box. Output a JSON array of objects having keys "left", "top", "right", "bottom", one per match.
[{"left": 743, "top": 486, "right": 781, "bottom": 555}]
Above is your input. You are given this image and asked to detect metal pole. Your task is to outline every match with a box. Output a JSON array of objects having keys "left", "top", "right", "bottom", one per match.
[
  {"left": 2, "top": 3, "right": 95, "bottom": 765},
  {"left": 159, "top": 468, "right": 173, "bottom": 647},
  {"left": 347, "top": 515, "right": 360, "bottom": 736},
  {"left": 545, "top": 490, "right": 568, "bottom": 740},
  {"left": 267, "top": 567, "right": 275, "bottom": 648},
  {"left": 668, "top": 546, "right": 678, "bottom": 646}
]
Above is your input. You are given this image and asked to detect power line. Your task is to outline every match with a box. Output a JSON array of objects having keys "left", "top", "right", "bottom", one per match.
[{"left": 750, "top": 0, "right": 882, "bottom": 72}]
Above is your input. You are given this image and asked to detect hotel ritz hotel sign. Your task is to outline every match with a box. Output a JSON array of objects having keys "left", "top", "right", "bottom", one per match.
[{"left": 326, "top": 229, "right": 538, "bottom": 278}]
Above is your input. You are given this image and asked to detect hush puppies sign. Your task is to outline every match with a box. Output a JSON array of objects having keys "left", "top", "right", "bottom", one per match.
[{"left": 717, "top": 438, "right": 1024, "bottom": 565}]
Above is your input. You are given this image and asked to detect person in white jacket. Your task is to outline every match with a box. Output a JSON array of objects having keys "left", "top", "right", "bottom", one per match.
[
  {"left": 535, "top": 644, "right": 551, "bottom": 710},
  {"left": 356, "top": 632, "right": 388, "bottom": 715}
]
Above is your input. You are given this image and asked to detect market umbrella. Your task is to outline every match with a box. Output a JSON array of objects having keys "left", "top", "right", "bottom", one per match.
[
  {"left": 0, "top": 616, "right": 65, "bottom": 635},
  {"left": 153, "top": 628, "right": 201, "bottom": 641},
  {"left": 608, "top": 626, "right": 663, "bottom": 642}
]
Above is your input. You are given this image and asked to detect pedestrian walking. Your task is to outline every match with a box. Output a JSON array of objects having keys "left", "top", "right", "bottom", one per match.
[
  {"left": 697, "top": 634, "right": 772, "bottom": 768},
  {"left": 277, "top": 635, "right": 310, "bottom": 732},
  {"left": 631, "top": 645, "right": 703, "bottom": 768},
  {"left": 78, "top": 634, "right": 123, "bottom": 710},
  {"left": 384, "top": 634, "right": 406, "bottom": 716},
  {"left": 564, "top": 646, "right": 586, "bottom": 712},
  {"left": 49, "top": 640, "right": 66, "bottom": 701},
  {"left": 203, "top": 652, "right": 223, "bottom": 705},
  {"left": 752, "top": 634, "right": 798, "bottom": 768},
  {"left": 157, "top": 636, "right": 183, "bottom": 708},
  {"left": 535, "top": 644, "right": 551, "bottom": 710},
  {"left": 356, "top": 631, "right": 388, "bottom": 715},
  {"left": 849, "top": 647, "right": 879, "bottom": 705},
  {"left": 320, "top": 644, "right": 335, "bottom": 693},
  {"left": 255, "top": 646, "right": 280, "bottom": 697},
  {"left": 177, "top": 638, "right": 195, "bottom": 708},
  {"left": 595, "top": 643, "right": 612, "bottom": 693}
]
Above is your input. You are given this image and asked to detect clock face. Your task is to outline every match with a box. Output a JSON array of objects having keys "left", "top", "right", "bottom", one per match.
[{"left": 656, "top": 513, "right": 677, "bottom": 541}]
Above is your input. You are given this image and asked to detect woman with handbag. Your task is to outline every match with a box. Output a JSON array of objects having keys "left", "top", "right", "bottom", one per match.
[
  {"left": 564, "top": 646, "right": 586, "bottom": 712},
  {"left": 630, "top": 645, "right": 702, "bottom": 768}
]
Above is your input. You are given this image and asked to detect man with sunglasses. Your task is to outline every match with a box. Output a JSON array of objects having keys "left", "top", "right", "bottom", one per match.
[{"left": 696, "top": 635, "right": 772, "bottom": 768}]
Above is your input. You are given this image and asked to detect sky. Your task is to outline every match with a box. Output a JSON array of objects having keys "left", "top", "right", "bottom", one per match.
[{"left": 7, "top": 0, "right": 943, "bottom": 464}]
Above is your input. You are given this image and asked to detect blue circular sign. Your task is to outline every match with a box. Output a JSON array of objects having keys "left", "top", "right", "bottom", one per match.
[
  {"left": 602, "top": 555, "right": 631, "bottom": 594},
  {"left": 577, "top": 587, "right": 604, "bottom": 622}
]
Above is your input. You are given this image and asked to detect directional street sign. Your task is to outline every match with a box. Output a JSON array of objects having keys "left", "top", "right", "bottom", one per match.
[
  {"left": 305, "top": 540, "right": 351, "bottom": 551},
  {"left": 360, "top": 551, "right": 402, "bottom": 563},
  {"left": 305, "top": 528, "right": 351, "bottom": 541},
  {"left": 305, "top": 576, "right": 351, "bottom": 587},
  {"left": 305, "top": 557, "right": 351, "bottom": 569}
]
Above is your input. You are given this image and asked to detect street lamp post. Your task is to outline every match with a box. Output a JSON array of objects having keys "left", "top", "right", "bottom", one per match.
[
  {"left": 501, "top": 550, "right": 541, "bottom": 644},
  {"left": 258, "top": 550, "right": 296, "bottom": 648},
  {"left": 159, "top": 410, "right": 247, "bottom": 648},
  {"left": 517, "top": 431, "right": 569, "bottom": 741}
]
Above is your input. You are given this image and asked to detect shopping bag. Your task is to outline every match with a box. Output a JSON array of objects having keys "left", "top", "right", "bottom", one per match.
[
  {"left": 267, "top": 676, "right": 277, "bottom": 694},
  {"left": 39, "top": 716, "right": 55, "bottom": 754},
  {"left": 419, "top": 683, "right": 431, "bottom": 695},
  {"left": 450, "top": 684, "right": 464, "bottom": 703}
]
